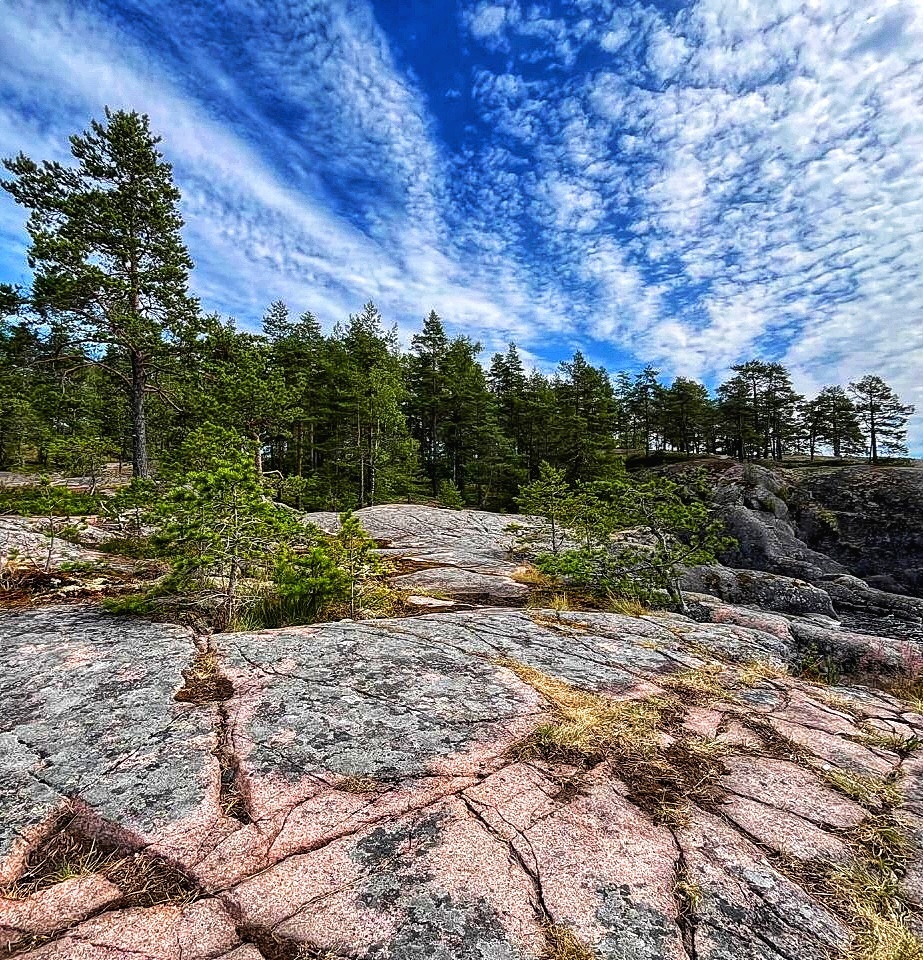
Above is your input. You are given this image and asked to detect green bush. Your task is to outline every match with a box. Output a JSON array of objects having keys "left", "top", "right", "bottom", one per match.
[{"left": 0, "top": 484, "right": 100, "bottom": 516}]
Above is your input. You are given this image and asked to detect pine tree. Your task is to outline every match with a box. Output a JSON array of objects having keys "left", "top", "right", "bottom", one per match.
[
  {"left": 848, "top": 375, "right": 915, "bottom": 462},
  {"left": 407, "top": 310, "right": 449, "bottom": 492},
  {"left": 662, "top": 378, "right": 713, "bottom": 455},
  {"left": 552, "top": 352, "right": 618, "bottom": 479},
  {"left": 2, "top": 109, "right": 196, "bottom": 477},
  {"left": 515, "top": 462, "right": 575, "bottom": 556},
  {"left": 802, "top": 387, "right": 863, "bottom": 459},
  {"left": 629, "top": 365, "right": 662, "bottom": 456}
]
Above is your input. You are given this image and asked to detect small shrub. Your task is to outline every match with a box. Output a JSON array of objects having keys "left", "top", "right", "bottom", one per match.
[
  {"left": 438, "top": 479, "right": 465, "bottom": 510},
  {"left": 0, "top": 484, "right": 100, "bottom": 516},
  {"left": 102, "top": 593, "right": 157, "bottom": 616}
]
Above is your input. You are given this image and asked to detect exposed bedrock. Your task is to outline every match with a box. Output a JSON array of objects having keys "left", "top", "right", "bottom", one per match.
[{"left": 3, "top": 600, "right": 923, "bottom": 958}]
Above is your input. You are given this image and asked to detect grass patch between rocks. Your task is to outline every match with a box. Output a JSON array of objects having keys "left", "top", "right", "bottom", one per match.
[
  {"left": 541, "top": 923, "right": 596, "bottom": 960},
  {"left": 2, "top": 824, "right": 197, "bottom": 906},
  {"left": 498, "top": 658, "right": 728, "bottom": 825},
  {"left": 822, "top": 770, "right": 903, "bottom": 812}
]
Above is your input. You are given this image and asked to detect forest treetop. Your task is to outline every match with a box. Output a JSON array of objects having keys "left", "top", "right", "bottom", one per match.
[{"left": 0, "top": 110, "right": 915, "bottom": 512}]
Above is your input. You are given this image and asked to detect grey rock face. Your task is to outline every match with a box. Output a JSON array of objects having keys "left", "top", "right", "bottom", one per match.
[
  {"left": 0, "top": 607, "right": 211, "bottom": 883},
  {"left": 305, "top": 504, "right": 532, "bottom": 574},
  {"left": 680, "top": 566, "right": 836, "bottom": 617},
  {"left": 793, "top": 466, "right": 923, "bottom": 596},
  {"left": 390, "top": 565, "right": 528, "bottom": 604}
]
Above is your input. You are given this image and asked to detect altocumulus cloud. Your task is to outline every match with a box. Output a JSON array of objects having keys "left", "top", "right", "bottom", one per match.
[{"left": 0, "top": 0, "right": 921, "bottom": 448}]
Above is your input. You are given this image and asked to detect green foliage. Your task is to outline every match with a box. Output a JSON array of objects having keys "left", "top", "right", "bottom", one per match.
[
  {"left": 522, "top": 468, "right": 731, "bottom": 610},
  {"left": 849, "top": 375, "right": 915, "bottom": 462},
  {"left": 2, "top": 108, "right": 196, "bottom": 478},
  {"left": 0, "top": 107, "right": 914, "bottom": 505},
  {"left": 330, "top": 510, "right": 383, "bottom": 618},
  {"left": 250, "top": 545, "right": 346, "bottom": 629},
  {"left": 45, "top": 436, "right": 117, "bottom": 488},
  {"left": 0, "top": 484, "right": 99, "bottom": 517},
  {"left": 438, "top": 479, "right": 465, "bottom": 510},
  {"left": 102, "top": 593, "right": 157, "bottom": 616},
  {"left": 516, "top": 462, "right": 581, "bottom": 555},
  {"left": 149, "top": 426, "right": 343, "bottom": 629}
]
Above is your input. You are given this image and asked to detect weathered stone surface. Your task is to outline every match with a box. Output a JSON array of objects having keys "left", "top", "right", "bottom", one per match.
[
  {"left": 306, "top": 504, "right": 532, "bottom": 575},
  {"left": 0, "top": 874, "right": 122, "bottom": 946},
  {"left": 792, "top": 465, "right": 923, "bottom": 597},
  {"left": 681, "top": 566, "right": 836, "bottom": 617},
  {"left": 0, "top": 606, "right": 214, "bottom": 881},
  {"left": 821, "top": 574, "right": 923, "bottom": 624},
  {"left": 390, "top": 565, "right": 528, "bottom": 604},
  {"left": 2, "top": 595, "right": 922, "bottom": 958},
  {"left": 678, "top": 811, "right": 851, "bottom": 959},
  {"left": 707, "top": 465, "right": 846, "bottom": 582},
  {"left": 0, "top": 517, "right": 90, "bottom": 571}
]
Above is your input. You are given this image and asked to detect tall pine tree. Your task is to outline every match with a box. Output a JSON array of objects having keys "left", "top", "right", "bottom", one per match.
[{"left": 2, "top": 109, "right": 196, "bottom": 477}]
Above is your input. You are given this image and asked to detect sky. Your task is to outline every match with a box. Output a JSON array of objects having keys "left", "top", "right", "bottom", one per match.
[{"left": 0, "top": 0, "right": 921, "bottom": 448}]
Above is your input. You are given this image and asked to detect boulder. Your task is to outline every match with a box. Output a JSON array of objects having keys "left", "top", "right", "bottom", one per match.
[
  {"left": 793, "top": 465, "right": 923, "bottom": 596},
  {"left": 681, "top": 565, "right": 836, "bottom": 617}
]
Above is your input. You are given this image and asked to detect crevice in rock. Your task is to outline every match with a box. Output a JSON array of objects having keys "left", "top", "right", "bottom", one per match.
[
  {"left": 214, "top": 701, "right": 253, "bottom": 825},
  {"left": 1, "top": 817, "right": 201, "bottom": 957},
  {"left": 233, "top": 924, "right": 342, "bottom": 960},
  {"left": 459, "top": 795, "right": 551, "bottom": 923},
  {"left": 669, "top": 831, "right": 698, "bottom": 960},
  {"left": 174, "top": 649, "right": 234, "bottom": 704},
  {"left": 3, "top": 817, "right": 199, "bottom": 906},
  {"left": 172, "top": 643, "right": 252, "bottom": 825}
]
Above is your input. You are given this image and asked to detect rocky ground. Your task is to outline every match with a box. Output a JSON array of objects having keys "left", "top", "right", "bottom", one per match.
[{"left": 2, "top": 504, "right": 923, "bottom": 958}]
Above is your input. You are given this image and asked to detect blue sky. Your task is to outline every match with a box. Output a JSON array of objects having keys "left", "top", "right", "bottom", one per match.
[{"left": 1, "top": 0, "right": 922, "bottom": 447}]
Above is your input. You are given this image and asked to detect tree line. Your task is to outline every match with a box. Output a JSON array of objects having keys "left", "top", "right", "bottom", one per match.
[{"left": 0, "top": 109, "right": 915, "bottom": 513}]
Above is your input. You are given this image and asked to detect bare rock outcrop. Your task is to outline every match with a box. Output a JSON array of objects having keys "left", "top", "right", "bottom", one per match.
[{"left": 2, "top": 599, "right": 922, "bottom": 958}]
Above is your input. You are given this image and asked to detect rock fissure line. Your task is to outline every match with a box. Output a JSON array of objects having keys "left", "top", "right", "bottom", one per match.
[
  {"left": 459, "top": 794, "right": 552, "bottom": 925},
  {"left": 669, "top": 828, "right": 698, "bottom": 960}
]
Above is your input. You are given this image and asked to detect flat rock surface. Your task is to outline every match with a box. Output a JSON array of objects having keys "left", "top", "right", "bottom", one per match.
[
  {"left": 2, "top": 594, "right": 923, "bottom": 958},
  {"left": 0, "top": 608, "right": 213, "bottom": 886},
  {"left": 306, "top": 504, "right": 532, "bottom": 574},
  {"left": 0, "top": 517, "right": 92, "bottom": 570}
]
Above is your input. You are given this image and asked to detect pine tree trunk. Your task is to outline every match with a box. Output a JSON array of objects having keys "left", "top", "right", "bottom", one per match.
[
  {"left": 870, "top": 411, "right": 878, "bottom": 463},
  {"left": 129, "top": 350, "right": 150, "bottom": 479},
  {"left": 295, "top": 422, "right": 303, "bottom": 477}
]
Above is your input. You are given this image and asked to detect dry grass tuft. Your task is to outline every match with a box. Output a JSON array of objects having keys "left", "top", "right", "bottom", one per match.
[
  {"left": 734, "top": 716, "right": 812, "bottom": 764},
  {"left": 541, "top": 923, "right": 597, "bottom": 960},
  {"left": 2, "top": 825, "right": 197, "bottom": 906},
  {"left": 811, "top": 687, "right": 859, "bottom": 714},
  {"left": 174, "top": 650, "right": 233, "bottom": 704},
  {"left": 769, "top": 813, "right": 923, "bottom": 959},
  {"left": 657, "top": 665, "right": 734, "bottom": 704},
  {"left": 529, "top": 612, "right": 591, "bottom": 634},
  {"left": 826, "top": 859, "right": 923, "bottom": 960},
  {"left": 885, "top": 678, "right": 923, "bottom": 717},
  {"left": 737, "top": 660, "right": 789, "bottom": 687},
  {"left": 336, "top": 775, "right": 381, "bottom": 795},
  {"left": 236, "top": 925, "right": 345, "bottom": 960},
  {"left": 512, "top": 565, "right": 556, "bottom": 587},
  {"left": 605, "top": 594, "right": 648, "bottom": 617},
  {"left": 498, "top": 658, "right": 726, "bottom": 824},
  {"left": 852, "top": 816, "right": 914, "bottom": 865},
  {"left": 674, "top": 872, "right": 704, "bottom": 918},
  {"left": 823, "top": 770, "right": 903, "bottom": 812},
  {"left": 856, "top": 726, "right": 923, "bottom": 756}
]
